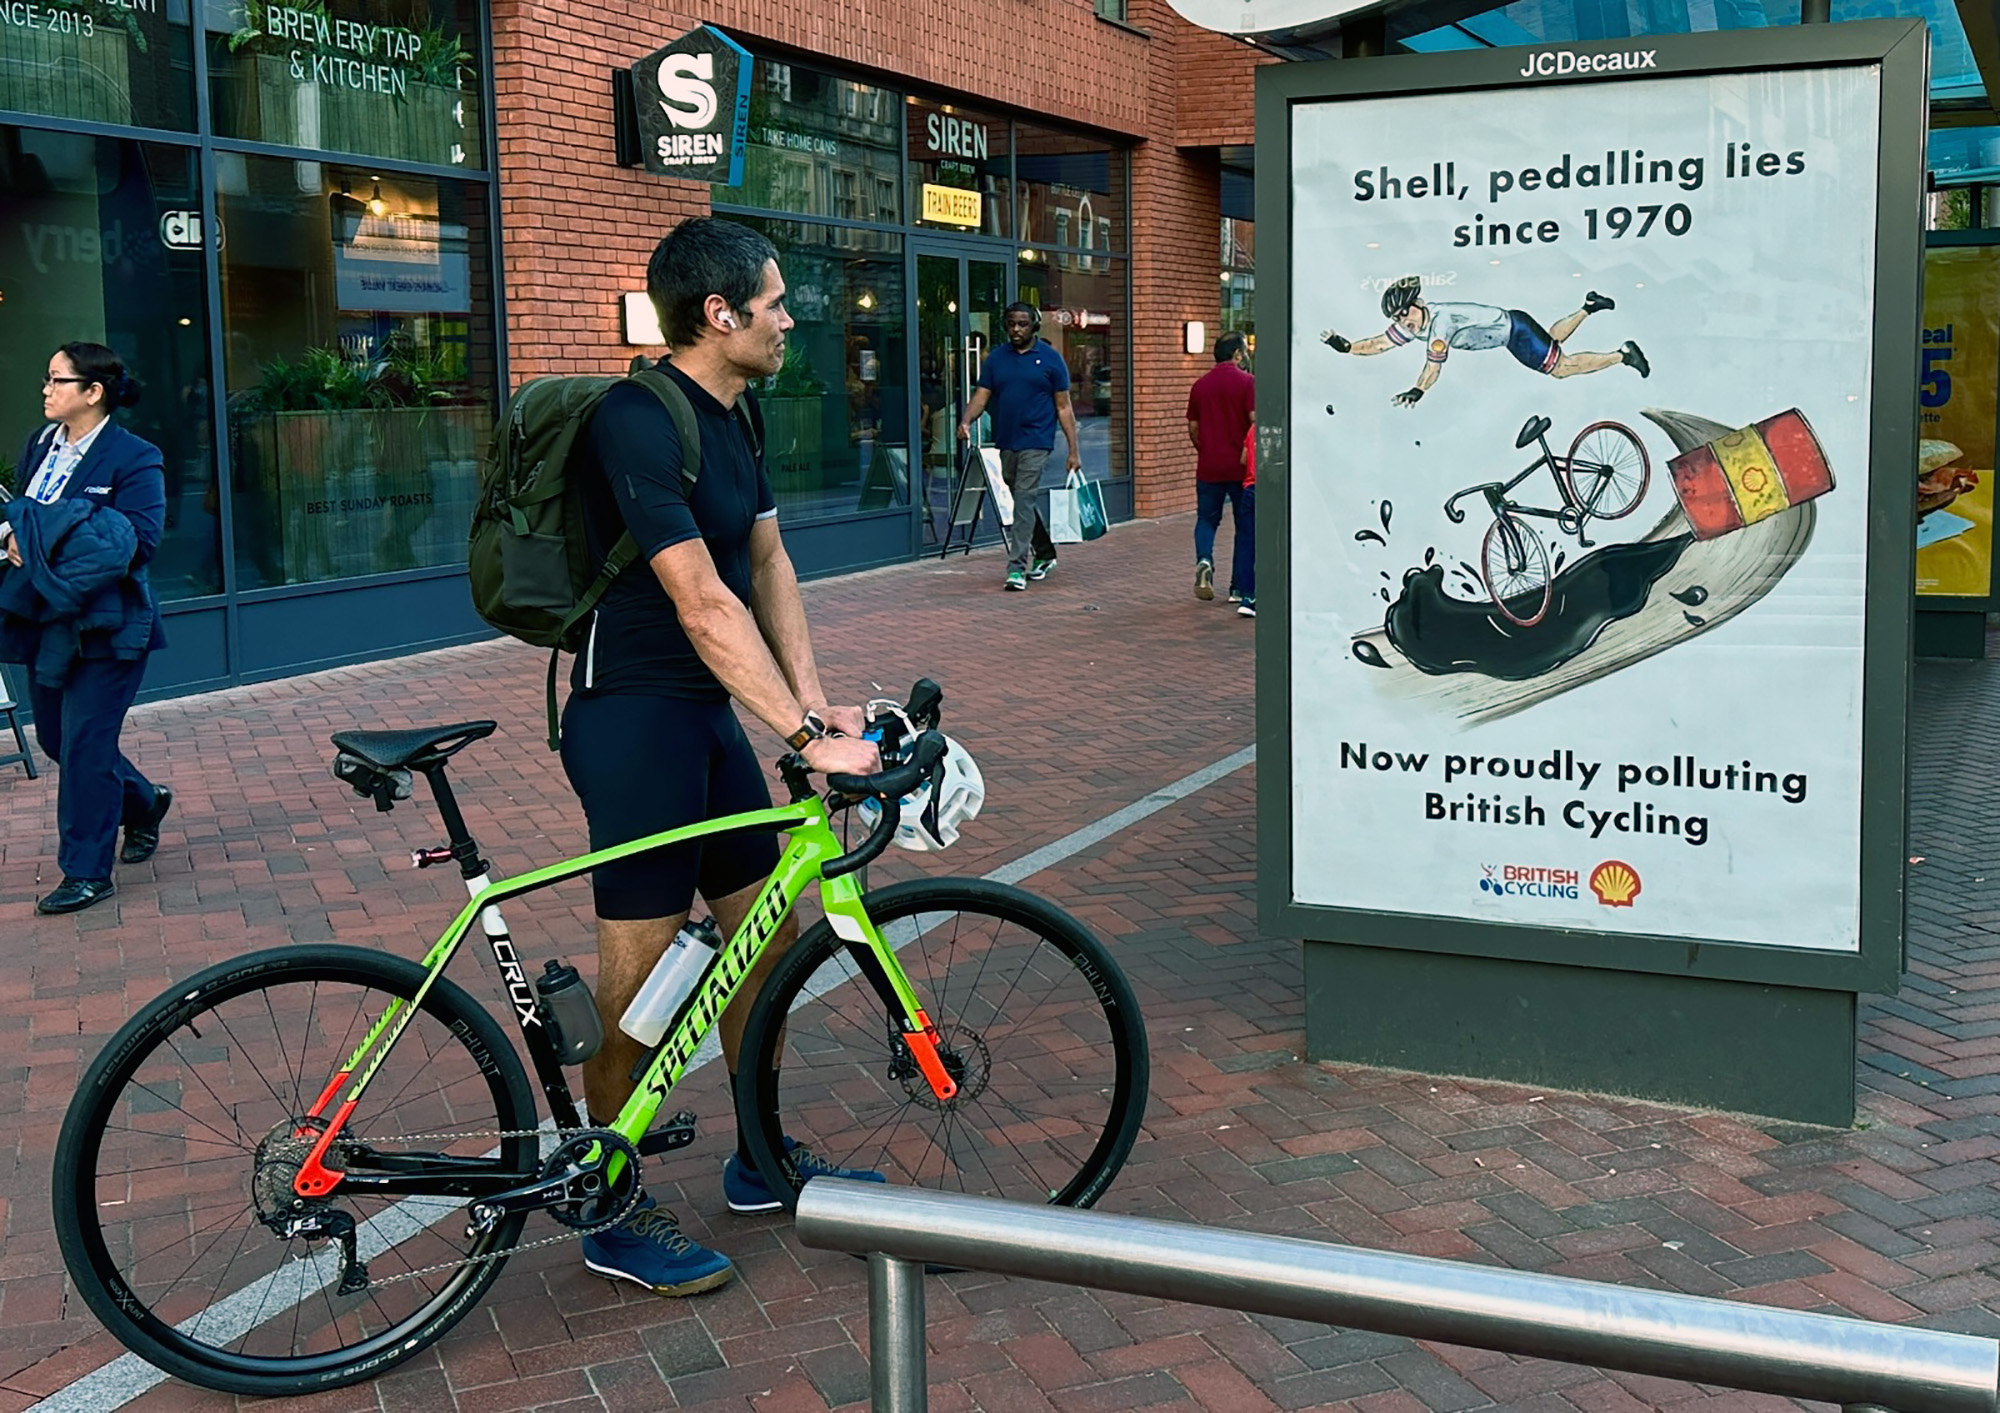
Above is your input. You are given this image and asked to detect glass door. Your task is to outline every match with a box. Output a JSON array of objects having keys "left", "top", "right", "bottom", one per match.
[{"left": 914, "top": 247, "right": 1008, "bottom": 545}]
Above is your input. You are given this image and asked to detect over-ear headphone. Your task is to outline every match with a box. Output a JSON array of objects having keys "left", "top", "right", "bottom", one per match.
[{"left": 1004, "top": 300, "right": 1040, "bottom": 333}]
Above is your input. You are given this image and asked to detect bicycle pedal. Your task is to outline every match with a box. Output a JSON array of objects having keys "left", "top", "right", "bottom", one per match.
[{"left": 637, "top": 1111, "right": 698, "bottom": 1156}]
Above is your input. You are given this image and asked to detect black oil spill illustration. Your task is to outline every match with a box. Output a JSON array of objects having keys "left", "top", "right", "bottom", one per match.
[
  {"left": 1669, "top": 585, "right": 1709, "bottom": 607},
  {"left": 1353, "top": 641, "right": 1391, "bottom": 669},
  {"left": 1380, "top": 500, "right": 1394, "bottom": 532},
  {"left": 1384, "top": 535, "right": 1695, "bottom": 680},
  {"left": 1357, "top": 529, "right": 1387, "bottom": 546},
  {"left": 1683, "top": 611, "right": 1706, "bottom": 627}
]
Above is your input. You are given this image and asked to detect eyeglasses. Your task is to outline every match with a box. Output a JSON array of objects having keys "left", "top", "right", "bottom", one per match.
[{"left": 43, "top": 376, "right": 88, "bottom": 388}]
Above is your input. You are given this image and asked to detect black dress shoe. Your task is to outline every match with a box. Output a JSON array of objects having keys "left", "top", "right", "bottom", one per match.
[
  {"left": 38, "top": 876, "right": 116, "bottom": 914},
  {"left": 121, "top": 785, "right": 173, "bottom": 865}
]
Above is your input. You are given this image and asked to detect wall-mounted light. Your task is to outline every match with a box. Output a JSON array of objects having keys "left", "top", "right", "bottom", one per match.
[
  {"left": 1183, "top": 320, "right": 1206, "bottom": 356},
  {"left": 368, "top": 176, "right": 386, "bottom": 217},
  {"left": 622, "top": 291, "right": 664, "bottom": 347},
  {"left": 856, "top": 289, "right": 876, "bottom": 311}
]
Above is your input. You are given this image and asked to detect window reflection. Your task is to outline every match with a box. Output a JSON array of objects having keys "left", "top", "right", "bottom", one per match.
[
  {"left": 731, "top": 217, "right": 907, "bottom": 523},
  {"left": 1015, "top": 127, "right": 1125, "bottom": 254},
  {"left": 1017, "top": 255, "right": 1127, "bottom": 483},
  {"left": 907, "top": 97, "right": 1010, "bottom": 237},
  {"left": 218, "top": 156, "right": 494, "bottom": 588},
  {"left": 0, "top": 0, "right": 194, "bottom": 129},
  {"left": 205, "top": 0, "right": 483, "bottom": 167},
  {"left": 0, "top": 130, "right": 220, "bottom": 600},
  {"left": 711, "top": 64, "right": 899, "bottom": 221}
]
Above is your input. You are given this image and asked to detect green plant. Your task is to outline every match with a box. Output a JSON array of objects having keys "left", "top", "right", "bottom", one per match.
[
  {"left": 764, "top": 343, "right": 826, "bottom": 398},
  {"left": 238, "top": 344, "right": 476, "bottom": 415}
]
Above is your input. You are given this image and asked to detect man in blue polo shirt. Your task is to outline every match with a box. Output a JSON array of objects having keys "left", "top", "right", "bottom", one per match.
[{"left": 957, "top": 302, "right": 1082, "bottom": 591}]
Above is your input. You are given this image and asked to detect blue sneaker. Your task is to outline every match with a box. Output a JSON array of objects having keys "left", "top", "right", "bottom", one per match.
[
  {"left": 723, "top": 1138, "right": 887, "bottom": 1214},
  {"left": 580, "top": 1196, "right": 734, "bottom": 1296}
]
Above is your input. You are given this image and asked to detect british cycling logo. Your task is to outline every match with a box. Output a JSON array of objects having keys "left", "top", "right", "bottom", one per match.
[{"left": 1478, "top": 864, "right": 1580, "bottom": 901}]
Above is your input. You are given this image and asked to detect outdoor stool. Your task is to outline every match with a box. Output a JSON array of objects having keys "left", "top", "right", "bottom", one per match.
[{"left": 0, "top": 665, "right": 36, "bottom": 780}]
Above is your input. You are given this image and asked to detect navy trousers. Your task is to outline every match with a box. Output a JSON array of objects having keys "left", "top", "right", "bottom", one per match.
[{"left": 29, "top": 656, "right": 157, "bottom": 881}]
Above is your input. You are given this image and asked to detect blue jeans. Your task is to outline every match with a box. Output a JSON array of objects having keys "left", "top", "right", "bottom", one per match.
[{"left": 1195, "top": 480, "right": 1255, "bottom": 599}]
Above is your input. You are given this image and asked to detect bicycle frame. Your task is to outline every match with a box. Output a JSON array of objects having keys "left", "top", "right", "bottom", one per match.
[{"left": 288, "top": 792, "right": 951, "bottom": 1202}]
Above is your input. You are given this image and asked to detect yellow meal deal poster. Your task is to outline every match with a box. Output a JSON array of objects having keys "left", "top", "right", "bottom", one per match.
[{"left": 1916, "top": 245, "right": 1999, "bottom": 599}]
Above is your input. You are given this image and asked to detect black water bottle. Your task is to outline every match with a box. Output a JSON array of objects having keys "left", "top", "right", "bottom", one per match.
[{"left": 534, "top": 959, "right": 603, "bottom": 1065}]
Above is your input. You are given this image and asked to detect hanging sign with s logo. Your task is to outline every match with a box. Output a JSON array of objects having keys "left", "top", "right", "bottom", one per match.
[{"left": 628, "top": 25, "right": 752, "bottom": 184}]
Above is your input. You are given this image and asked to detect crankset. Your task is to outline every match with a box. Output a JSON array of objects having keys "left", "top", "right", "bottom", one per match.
[{"left": 466, "top": 1128, "right": 644, "bottom": 1236}]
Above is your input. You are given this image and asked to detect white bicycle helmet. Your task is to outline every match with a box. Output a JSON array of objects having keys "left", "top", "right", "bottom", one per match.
[{"left": 858, "top": 735, "right": 985, "bottom": 851}]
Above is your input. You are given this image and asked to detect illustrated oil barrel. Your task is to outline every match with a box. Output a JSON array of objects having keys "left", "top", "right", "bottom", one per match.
[{"left": 1667, "top": 409, "right": 1834, "bottom": 540}]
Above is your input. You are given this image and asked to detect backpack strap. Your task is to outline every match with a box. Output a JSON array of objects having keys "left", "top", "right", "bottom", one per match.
[{"left": 540, "top": 364, "right": 706, "bottom": 750}]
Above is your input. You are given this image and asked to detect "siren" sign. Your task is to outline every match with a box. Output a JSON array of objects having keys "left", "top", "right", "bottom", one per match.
[{"left": 626, "top": 26, "right": 752, "bottom": 185}]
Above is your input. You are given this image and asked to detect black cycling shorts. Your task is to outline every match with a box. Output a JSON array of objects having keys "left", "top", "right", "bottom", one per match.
[{"left": 559, "top": 692, "right": 781, "bottom": 920}]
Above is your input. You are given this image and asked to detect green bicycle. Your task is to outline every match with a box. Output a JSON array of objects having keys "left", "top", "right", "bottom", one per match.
[{"left": 52, "top": 680, "right": 1149, "bottom": 1396}]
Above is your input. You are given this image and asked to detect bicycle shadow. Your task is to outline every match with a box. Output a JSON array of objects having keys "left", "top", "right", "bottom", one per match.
[{"left": 1351, "top": 408, "right": 1819, "bottom": 725}]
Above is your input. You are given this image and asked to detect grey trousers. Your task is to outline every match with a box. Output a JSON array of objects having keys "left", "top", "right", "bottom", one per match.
[{"left": 999, "top": 448, "right": 1057, "bottom": 574}]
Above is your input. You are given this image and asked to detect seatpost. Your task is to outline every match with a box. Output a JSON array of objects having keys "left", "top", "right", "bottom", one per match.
[{"left": 419, "top": 765, "right": 488, "bottom": 879}]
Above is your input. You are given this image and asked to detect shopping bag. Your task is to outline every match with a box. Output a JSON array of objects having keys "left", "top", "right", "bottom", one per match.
[
  {"left": 978, "top": 448, "right": 1014, "bottom": 527},
  {"left": 1074, "top": 470, "right": 1109, "bottom": 541},
  {"left": 1049, "top": 476, "right": 1083, "bottom": 544}
]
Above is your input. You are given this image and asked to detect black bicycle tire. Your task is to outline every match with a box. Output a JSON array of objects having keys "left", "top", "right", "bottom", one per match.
[
  {"left": 53, "top": 945, "right": 537, "bottom": 1397},
  {"left": 1482, "top": 512, "right": 1552, "bottom": 626},
  {"left": 737, "top": 876, "right": 1149, "bottom": 1213},
  {"left": 1562, "top": 421, "right": 1651, "bottom": 521}
]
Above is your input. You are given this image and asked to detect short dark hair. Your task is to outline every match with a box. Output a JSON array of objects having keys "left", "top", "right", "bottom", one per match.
[
  {"left": 1213, "top": 331, "right": 1247, "bottom": 363},
  {"left": 56, "top": 341, "right": 141, "bottom": 408},
  {"left": 646, "top": 217, "right": 778, "bottom": 348},
  {"left": 1002, "top": 301, "right": 1040, "bottom": 331}
]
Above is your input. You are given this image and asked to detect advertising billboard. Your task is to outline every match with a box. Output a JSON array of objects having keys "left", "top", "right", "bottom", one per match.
[
  {"left": 1261, "top": 23, "right": 1925, "bottom": 984},
  {"left": 1915, "top": 240, "right": 1999, "bottom": 603}
]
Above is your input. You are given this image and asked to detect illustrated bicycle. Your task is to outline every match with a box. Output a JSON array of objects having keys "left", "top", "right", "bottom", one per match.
[
  {"left": 52, "top": 680, "right": 1149, "bottom": 1396},
  {"left": 1443, "top": 414, "right": 1651, "bottom": 627}
]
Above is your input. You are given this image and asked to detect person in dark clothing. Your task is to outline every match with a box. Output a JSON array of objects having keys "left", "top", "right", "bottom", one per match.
[
  {"left": 955, "top": 302, "right": 1077, "bottom": 591},
  {"left": 1, "top": 343, "right": 172, "bottom": 915},
  {"left": 561, "top": 217, "right": 883, "bottom": 1299},
  {"left": 1186, "top": 331, "right": 1256, "bottom": 616}
]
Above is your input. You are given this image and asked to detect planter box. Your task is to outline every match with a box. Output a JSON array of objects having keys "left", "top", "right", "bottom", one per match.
[
  {"left": 233, "top": 406, "right": 485, "bottom": 586},
  {"left": 762, "top": 396, "right": 825, "bottom": 495}
]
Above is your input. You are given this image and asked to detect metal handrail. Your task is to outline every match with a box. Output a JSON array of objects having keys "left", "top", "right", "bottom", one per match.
[{"left": 796, "top": 1180, "right": 2000, "bottom": 1413}]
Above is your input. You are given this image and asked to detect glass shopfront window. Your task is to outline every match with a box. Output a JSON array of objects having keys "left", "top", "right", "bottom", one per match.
[
  {"left": 907, "top": 96, "right": 1008, "bottom": 238},
  {"left": 730, "top": 216, "right": 906, "bottom": 524},
  {"left": 1, "top": 0, "right": 195, "bottom": 130},
  {"left": 204, "top": 0, "right": 482, "bottom": 167},
  {"left": 0, "top": 129, "right": 220, "bottom": 600},
  {"left": 711, "top": 62, "right": 899, "bottom": 222},
  {"left": 217, "top": 154, "right": 494, "bottom": 588},
  {"left": 1222, "top": 216, "right": 1255, "bottom": 342},
  {"left": 1016, "top": 255, "right": 1126, "bottom": 485},
  {"left": 1014, "top": 125, "right": 1124, "bottom": 256}
]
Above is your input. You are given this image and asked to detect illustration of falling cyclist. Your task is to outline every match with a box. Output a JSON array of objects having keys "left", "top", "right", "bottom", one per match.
[{"left": 1322, "top": 276, "right": 1650, "bottom": 407}]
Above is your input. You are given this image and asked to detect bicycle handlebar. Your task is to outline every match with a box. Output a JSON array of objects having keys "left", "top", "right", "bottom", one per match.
[{"left": 820, "top": 731, "right": 948, "bottom": 879}]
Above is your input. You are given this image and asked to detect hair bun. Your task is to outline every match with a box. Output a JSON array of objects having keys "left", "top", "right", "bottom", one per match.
[{"left": 115, "top": 373, "right": 143, "bottom": 409}]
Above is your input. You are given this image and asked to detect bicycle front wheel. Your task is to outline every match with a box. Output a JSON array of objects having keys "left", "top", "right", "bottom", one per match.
[
  {"left": 1481, "top": 512, "right": 1553, "bottom": 626},
  {"left": 1561, "top": 421, "right": 1650, "bottom": 519},
  {"left": 738, "top": 878, "right": 1148, "bottom": 1212},
  {"left": 53, "top": 945, "right": 537, "bottom": 1397}
]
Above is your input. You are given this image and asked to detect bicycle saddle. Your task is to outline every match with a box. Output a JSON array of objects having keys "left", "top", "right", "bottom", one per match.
[{"left": 329, "top": 721, "right": 496, "bottom": 772}]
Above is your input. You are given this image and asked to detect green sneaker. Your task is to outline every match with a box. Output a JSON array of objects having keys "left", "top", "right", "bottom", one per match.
[
  {"left": 1005, "top": 569, "right": 1028, "bottom": 591},
  {"left": 1029, "top": 555, "right": 1057, "bottom": 581}
]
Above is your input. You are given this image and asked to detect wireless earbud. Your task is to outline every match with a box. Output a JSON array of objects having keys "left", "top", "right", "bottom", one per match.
[{"left": 719, "top": 312, "right": 738, "bottom": 330}]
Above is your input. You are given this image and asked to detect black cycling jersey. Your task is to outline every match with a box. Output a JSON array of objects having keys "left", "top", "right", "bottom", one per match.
[{"left": 571, "top": 360, "right": 777, "bottom": 698}]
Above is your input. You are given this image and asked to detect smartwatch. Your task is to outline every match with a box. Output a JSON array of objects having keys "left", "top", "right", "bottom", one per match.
[{"left": 785, "top": 710, "right": 829, "bottom": 751}]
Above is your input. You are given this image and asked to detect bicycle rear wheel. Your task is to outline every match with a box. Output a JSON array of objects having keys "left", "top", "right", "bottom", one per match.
[
  {"left": 1481, "top": 512, "right": 1553, "bottom": 626},
  {"left": 53, "top": 945, "right": 537, "bottom": 1397},
  {"left": 738, "top": 878, "right": 1148, "bottom": 1212},
  {"left": 1561, "top": 421, "right": 1650, "bottom": 519}
]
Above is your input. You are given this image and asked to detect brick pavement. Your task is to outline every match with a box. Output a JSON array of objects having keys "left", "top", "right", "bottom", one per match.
[{"left": 1, "top": 513, "right": 1997, "bottom": 1412}]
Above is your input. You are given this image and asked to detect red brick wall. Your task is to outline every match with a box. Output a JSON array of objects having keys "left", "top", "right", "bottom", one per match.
[{"left": 491, "top": 0, "right": 1259, "bottom": 517}]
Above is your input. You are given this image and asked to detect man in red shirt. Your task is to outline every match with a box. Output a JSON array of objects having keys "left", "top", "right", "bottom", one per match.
[{"left": 1186, "top": 331, "right": 1256, "bottom": 617}]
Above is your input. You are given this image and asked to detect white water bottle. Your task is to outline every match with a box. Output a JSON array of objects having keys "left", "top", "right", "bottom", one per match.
[{"left": 618, "top": 918, "right": 720, "bottom": 1047}]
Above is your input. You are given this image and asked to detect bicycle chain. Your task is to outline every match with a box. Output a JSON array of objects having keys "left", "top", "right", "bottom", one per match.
[{"left": 323, "top": 1127, "right": 644, "bottom": 1290}]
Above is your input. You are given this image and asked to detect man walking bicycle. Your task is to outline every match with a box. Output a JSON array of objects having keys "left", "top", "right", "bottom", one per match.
[{"left": 561, "top": 217, "right": 882, "bottom": 1298}]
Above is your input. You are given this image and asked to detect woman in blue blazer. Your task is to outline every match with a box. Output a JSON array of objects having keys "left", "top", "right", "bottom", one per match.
[{"left": 2, "top": 342, "right": 173, "bottom": 914}]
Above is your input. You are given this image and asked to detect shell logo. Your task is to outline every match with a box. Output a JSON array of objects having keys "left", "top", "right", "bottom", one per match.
[{"left": 1589, "top": 860, "right": 1642, "bottom": 907}]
